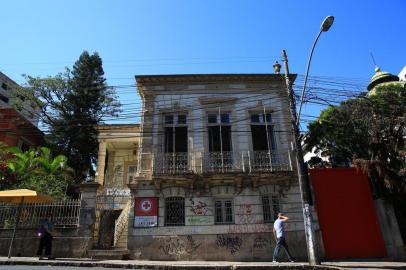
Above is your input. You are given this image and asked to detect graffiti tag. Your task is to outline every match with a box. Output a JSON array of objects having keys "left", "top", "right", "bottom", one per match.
[
  {"left": 159, "top": 235, "right": 201, "bottom": 256},
  {"left": 253, "top": 235, "right": 272, "bottom": 249},
  {"left": 190, "top": 199, "right": 212, "bottom": 215},
  {"left": 215, "top": 234, "right": 243, "bottom": 255}
]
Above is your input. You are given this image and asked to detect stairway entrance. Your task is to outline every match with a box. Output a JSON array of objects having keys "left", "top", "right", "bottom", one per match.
[
  {"left": 97, "top": 209, "right": 121, "bottom": 249},
  {"left": 90, "top": 196, "right": 131, "bottom": 259}
]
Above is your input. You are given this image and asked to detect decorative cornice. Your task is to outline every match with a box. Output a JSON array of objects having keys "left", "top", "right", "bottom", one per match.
[
  {"left": 135, "top": 73, "right": 296, "bottom": 97},
  {"left": 96, "top": 124, "right": 140, "bottom": 132},
  {"left": 135, "top": 73, "right": 295, "bottom": 84}
]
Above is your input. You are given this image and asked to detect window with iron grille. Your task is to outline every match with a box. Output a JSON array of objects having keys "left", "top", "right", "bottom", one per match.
[
  {"left": 215, "top": 199, "right": 233, "bottom": 224},
  {"left": 165, "top": 196, "right": 185, "bottom": 226},
  {"left": 262, "top": 195, "right": 280, "bottom": 223}
]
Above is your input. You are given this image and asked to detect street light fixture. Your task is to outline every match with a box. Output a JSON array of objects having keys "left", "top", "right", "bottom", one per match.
[
  {"left": 297, "top": 16, "right": 334, "bottom": 125},
  {"left": 321, "top": 16, "right": 334, "bottom": 32}
]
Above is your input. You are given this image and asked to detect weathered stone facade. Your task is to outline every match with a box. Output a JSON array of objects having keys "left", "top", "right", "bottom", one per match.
[
  {"left": 92, "top": 125, "right": 140, "bottom": 250},
  {"left": 125, "top": 74, "right": 322, "bottom": 261}
]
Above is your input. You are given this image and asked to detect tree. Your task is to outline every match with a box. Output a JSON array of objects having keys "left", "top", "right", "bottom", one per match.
[
  {"left": 4, "top": 147, "right": 71, "bottom": 198},
  {"left": 18, "top": 51, "right": 121, "bottom": 182},
  {"left": 305, "top": 100, "right": 370, "bottom": 167},
  {"left": 305, "top": 84, "right": 406, "bottom": 195}
]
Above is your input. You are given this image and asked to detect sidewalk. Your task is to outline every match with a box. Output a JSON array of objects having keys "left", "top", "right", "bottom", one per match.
[{"left": 0, "top": 257, "right": 405, "bottom": 270}]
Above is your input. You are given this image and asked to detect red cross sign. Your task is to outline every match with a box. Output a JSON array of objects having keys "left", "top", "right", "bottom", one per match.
[
  {"left": 135, "top": 197, "right": 158, "bottom": 216},
  {"left": 134, "top": 197, "right": 158, "bottom": 227}
]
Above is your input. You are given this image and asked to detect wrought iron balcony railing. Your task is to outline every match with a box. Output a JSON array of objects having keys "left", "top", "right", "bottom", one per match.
[
  {"left": 248, "top": 150, "right": 292, "bottom": 172},
  {"left": 203, "top": 151, "right": 235, "bottom": 173},
  {"left": 153, "top": 152, "right": 189, "bottom": 175},
  {"left": 134, "top": 150, "right": 293, "bottom": 178}
]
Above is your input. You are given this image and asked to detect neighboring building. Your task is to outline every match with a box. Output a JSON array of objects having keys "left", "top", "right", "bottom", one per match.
[
  {"left": 92, "top": 72, "right": 320, "bottom": 261},
  {"left": 0, "top": 108, "right": 44, "bottom": 150},
  {"left": 0, "top": 72, "right": 43, "bottom": 149},
  {"left": 367, "top": 66, "right": 403, "bottom": 95},
  {"left": 92, "top": 124, "right": 140, "bottom": 251},
  {"left": 0, "top": 72, "right": 40, "bottom": 126}
]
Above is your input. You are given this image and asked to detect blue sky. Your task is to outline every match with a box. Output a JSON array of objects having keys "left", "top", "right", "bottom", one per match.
[{"left": 1, "top": 0, "right": 405, "bottom": 126}]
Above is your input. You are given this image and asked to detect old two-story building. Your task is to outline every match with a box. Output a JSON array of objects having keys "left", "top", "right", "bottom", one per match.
[{"left": 92, "top": 72, "right": 321, "bottom": 261}]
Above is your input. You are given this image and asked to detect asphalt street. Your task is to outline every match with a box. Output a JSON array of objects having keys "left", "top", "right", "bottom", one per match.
[{"left": 0, "top": 267, "right": 126, "bottom": 270}]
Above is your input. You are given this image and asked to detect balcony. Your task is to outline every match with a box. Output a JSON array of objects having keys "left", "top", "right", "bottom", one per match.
[
  {"left": 248, "top": 151, "right": 292, "bottom": 172},
  {"left": 153, "top": 152, "right": 190, "bottom": 175},
  {"left": 142, "top": 150, "right": 292, "bottom": 176},
  {"left": 203, "top": 151, "right": 235, "bottom": 173}
]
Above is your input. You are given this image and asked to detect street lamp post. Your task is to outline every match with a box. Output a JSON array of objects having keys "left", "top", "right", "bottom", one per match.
[
  {"left": 281, "top": 15, "right": 334, "bottom": 266},
  {"left": 297, "top": 16, "right": 334, "bottom": 124}
]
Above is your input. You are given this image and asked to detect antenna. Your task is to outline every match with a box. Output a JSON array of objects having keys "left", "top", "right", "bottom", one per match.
[{"left": 369, "top": 51, "right": 378, "bottom": 67}]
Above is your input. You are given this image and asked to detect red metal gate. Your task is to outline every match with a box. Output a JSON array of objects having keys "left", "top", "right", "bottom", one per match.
[{"left": 310, "top": 168, "right": 387, "bottom": 259}]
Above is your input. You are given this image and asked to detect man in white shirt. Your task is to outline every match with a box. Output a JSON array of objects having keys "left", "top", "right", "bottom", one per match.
[{"left": 272, "top": 213, "right": 295, "bottom": 262}]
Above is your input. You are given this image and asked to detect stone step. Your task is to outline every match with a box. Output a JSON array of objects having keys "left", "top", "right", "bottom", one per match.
[
  {"left": 88, "top": 249, "right": 129, "bottom": 260},
  {"left": 115, "top": 240, "right": 128, "bottom": 249}
]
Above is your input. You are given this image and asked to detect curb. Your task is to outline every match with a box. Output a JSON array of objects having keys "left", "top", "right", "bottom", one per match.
[{"left": 0, "top": 259, "right": 344, "bottom": 270}]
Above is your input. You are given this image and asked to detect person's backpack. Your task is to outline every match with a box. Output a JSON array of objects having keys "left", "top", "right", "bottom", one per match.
[{"left": 36, "top": 225, "right": 45, "bottom": 237}]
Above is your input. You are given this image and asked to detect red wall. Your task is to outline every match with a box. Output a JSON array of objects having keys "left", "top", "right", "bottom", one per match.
[
  {"left": 0, "top": 108, "right": 44, "bottom": 148},
  {"left": 310, "top": 168, "right": 387, "bottom": 259}
]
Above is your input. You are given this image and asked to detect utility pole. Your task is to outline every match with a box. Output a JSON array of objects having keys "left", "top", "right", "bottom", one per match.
[{"left": 282, "top": 49, "right": 319, "bottom": 265}]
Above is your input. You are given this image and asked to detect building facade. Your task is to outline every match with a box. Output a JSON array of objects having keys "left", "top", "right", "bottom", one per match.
[
  {"left": 0, "top": 72, "right": 43, "bottom": 149},
  {"left": 92, "top": 124, "right": 140, "bottom": 253},
  {"left": 109, "top": 73, "right": 320, "bottom": 261},
  {"left": 0, "top": 72, "right": 39, "bottom": 126}
]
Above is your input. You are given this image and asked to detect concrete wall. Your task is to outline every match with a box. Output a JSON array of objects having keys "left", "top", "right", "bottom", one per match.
[
  {"left": 0, "top": 229, "right": 92, "bottom": 258},
  {"left": 375, "top": 198, "right": 405, "bottom": 259},
  {"left": 0, "top": 183, "right": 99, "bottom": 258},
  {"left": 128, "top": 183, "right": 321, "bottom": 261},
  {"left": 128, "top": 231, "right": 309, "bottom": 261}
]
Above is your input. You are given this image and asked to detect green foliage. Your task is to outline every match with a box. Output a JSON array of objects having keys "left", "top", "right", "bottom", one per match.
[
  {"left": 2, "top": 146, "right": 72, "bottom": 198},
  {"left": 305, "top": 84, "right": 406, "bottom": 194},
  {"left": 20, "top": 51, "right": 121, "bottom": 182},
  {"left": 305, "top": 101, "right": 370, "bottom": 166},
  {"left": 0, "top": 142, "right": 12, "bottom": 185}
]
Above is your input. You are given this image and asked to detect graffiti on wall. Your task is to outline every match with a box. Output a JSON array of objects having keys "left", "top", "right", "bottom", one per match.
[
  {"left": 159, "top": 235, "right": 201, "bottom": 256},
  {"left": 253, "top": 234, "right": 273, "bottom": 249},
  {"left": 215, "top": 234, "right": 243, "bottom": 255},
  {"left": 190, "top": 199, "right": 212, "bottom": 215},
  {"left": 241, "top": 204, "right": 252, "bottom": 214},
  {"left": 228, "top": 223, "right": 272, "bottom": 234},
  {"left": 236, "top": 204, "right": 256, "bottom": 224}
]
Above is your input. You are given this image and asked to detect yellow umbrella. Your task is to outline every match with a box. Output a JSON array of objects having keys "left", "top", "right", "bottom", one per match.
[
  {"left": 0, "top": 189, "right": 54, "bottom": 258},
  {"left": 0, "top": 189, "right": 53, "bottom": 204}
]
